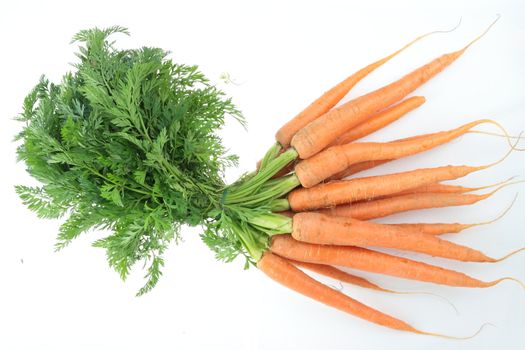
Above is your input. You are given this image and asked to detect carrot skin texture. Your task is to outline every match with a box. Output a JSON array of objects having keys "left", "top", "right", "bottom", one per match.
[
  {"left": 270, "top": 235, "right": 496, "bottom": 288},
  {"left": 326, "top": 135, "right": 438, "bottom": 181},
  {"left": 391, "top": 223, "right": 473, "bottom": 235},
  {"left": 331, "top": 96, "right": 426, "bottom": 146},
  {"left": 258, "top": 252, "right": 418, "bottom": 332},
  {"left": 390, "top": 183, "right": 476, "bottom": 196},
  {"left": 328, "top": 159, "right": 392, "bottom": 181},
  {"left": 292, "top": 212, "right": 493, "bottom": 262},
  {"left": 296, "top": 120, "right": 487, "bottom": 188},
  {"left": 288, "top": 259, "right": 386, "bottom": 291},
  {"left": 318, "top": 192, "right": 491, "bottom": 220},
  {"left": 291, "top": 50, "right": 464, "bottom": 159},
  {"left": 289, "top": 165, "right": 481, "bottom": 211}
]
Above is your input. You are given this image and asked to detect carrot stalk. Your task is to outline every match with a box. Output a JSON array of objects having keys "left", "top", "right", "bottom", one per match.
[{"left": 291, "top": 17, "right": 500, "bottom": 159}]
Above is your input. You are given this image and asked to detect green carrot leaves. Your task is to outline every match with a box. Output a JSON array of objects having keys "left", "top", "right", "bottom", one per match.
[{"left": 15, "top": 27, "right": 243, "bottom": 294}]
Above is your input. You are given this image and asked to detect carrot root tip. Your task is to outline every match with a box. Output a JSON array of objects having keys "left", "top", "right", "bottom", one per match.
[{"left": 417, "top": 322, "right": 493, "bottom": 340}]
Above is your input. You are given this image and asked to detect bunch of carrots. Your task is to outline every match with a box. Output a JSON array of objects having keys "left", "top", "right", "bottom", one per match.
[
  {"left": 15, "top": 17, "right": 524, "bottom": 338},
  {"left": 246, "top": 16, "right": 525, "bottom": 337}
]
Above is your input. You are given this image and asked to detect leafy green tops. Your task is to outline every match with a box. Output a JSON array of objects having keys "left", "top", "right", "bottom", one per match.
[{"left": 15, "top": 26, "right": 243, "bottom": 295}]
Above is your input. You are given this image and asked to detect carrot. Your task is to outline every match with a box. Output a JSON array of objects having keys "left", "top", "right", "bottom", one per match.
[
  {"left": 258, "top": 252, "right": 420, "bottom": 332},
  {"left": 327, "top": 159, "right": 391, "bottom": 181},
  {"left": 288, "top": 259, "right": 388, "bottom": 291},
  {"left": 318, "top": 192, "right": 491, "bottom": 220},
  {"left": 317, "top": 181, "right": 519, "bottom": 220},
  {"left": 386, "top": 176, "right": 516, "bottom": 197},
  {"left": 330, "top": 96, "right": 426, "bottom": 146},
  {"left": 291, "top": 18, "right": 499, "bottom": 159},
  {"left": 392, "top": 223, "right": 479, "bottom": 235},
  {"left": 391, "top": 194, "right": 517, "bottom": 235},
  {"left": 326, "top": 135, "right": 438, "bottom": 181},
  {"left": 274, "top": 24, "right": 458, "bottom": 147},
  {"left": 296, "top": 119, "right": 503, "bottom": 188},
  {"left": 270, "top": 234, "right": 523, "bottom": 289},
  {"left": 286, "top": 96, "right": 423, "bottom": 181},
  {"left": 290, "top": 142, "right": 518, "bottom": 211},
  {"left": 290, "top": 165, "right": 484, "bottom": 211},
  {"left": 291, "top": 212, "right": 524, "bottom": 262},
  {"left": 289, "top": 259, "right": 461, "bottom": 314}
]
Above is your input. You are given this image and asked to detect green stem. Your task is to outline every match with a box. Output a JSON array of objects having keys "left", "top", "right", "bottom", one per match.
[
  {"left": 225, "top": 174, "right": 300, "bottom": 206},
  {"left": 247, "top": 213, "right": 292, "bottom": 235},
  {"left": 259, "top": 142, "right": 282, "bottom": 171},
  {"left": 86, "top": 166, "right": 151, "bottom": 196},
  {"left": 225, "top": 148, "right": 298, "bottom": 201},
  {"left": 230, "top": 221, "right": 264, "bottom": 260},
  {"left": 270, "top": 199, "right": 291, "bottom": 212}
]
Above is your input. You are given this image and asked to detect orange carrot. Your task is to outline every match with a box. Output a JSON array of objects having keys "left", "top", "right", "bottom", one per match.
[
  {"left": 318, "top": 192, "right": 491, "bottom": 220},
  {"left": 331, "top": 96, "right": 426, "bottom": 146},
  {"left": 290, "top": 259, "right": 461, "bottom": 313},
  {"left": 275, "top": 25, "right": 455, "bottom": 147},
  {"left": 291, "top": 18, "right": 499, "bottom": 159},
  {"left": 390, "top": 195, "right": 517, "bottom": 235},
  {"left": 373, "top": 176, "right": 517, "bottom": 200},
  {"left": 316, "top": 182, "right": 517, "bottom": 220},
  {"left": 290, "top": 165, "right": 484, "bottom": 211},
  {"left": 388, "top": 177, "right": 515, "bottom": 196},
  {"left": 270, "top": 234, "right": 520, "bottom": 288},
  {"left": 326, "top": 135, "right": 434, "bottom": 181},
  {"left": 328, "top": 159, "right": 393, "bottom": 181},
  {"left": 258, "top": 252, "right": 420, "bottom": 332},
  {"left": 391, "top": 223, "right": 477, "bottom": 235},
  {"left": 291, "top": 212, "right": 523, "bottom": 262},
  {"left": 288, "top": 259, "right": 387, "bottom": 291},
  {"left": 296, "top": 119, "right": 498, "bottom": 188}
]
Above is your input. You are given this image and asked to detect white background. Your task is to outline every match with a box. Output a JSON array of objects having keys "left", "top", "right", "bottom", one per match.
[{"left": 1, "top": 0, "right": 525, "bottom": 349}]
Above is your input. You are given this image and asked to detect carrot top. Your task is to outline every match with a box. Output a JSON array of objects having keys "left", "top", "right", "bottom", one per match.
[
  {"left": 14, "top": 27, "right": 252, "bottom": 295},
  {"left": 14, "top": 27, "right": 303, "bottom": 294}
]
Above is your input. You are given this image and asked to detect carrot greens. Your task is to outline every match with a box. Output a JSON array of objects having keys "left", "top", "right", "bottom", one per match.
[{"left": 15, "top": 27, "right": 248, "bottom": 295}]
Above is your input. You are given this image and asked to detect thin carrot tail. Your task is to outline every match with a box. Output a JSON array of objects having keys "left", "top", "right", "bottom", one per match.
[
  {"left": 468, "top": 176, "right": 519, "bottom": 193},
  {"left": 467, "top": 193, "right": 518, "bottom": 230},
  {"left": 477, "top": 132, "right": 523, "bottom": 171},
  {"left": 490, "top": 277, "right": 525, "bottom": 292},
  {"left": 416, "top": 322, "right": 493, "bottom": 340},
  {"left": 383, "top": 290, "right": 459, "bottom": 315},
  {"left": 466, "top": 118, "right": 525, "bottom": 151},
  {"left": 494, "top": 247, "right": 525, "bottom": 263},
  {"left": 459, "top": 14, "right": 500, "bottom": 53},
  {"left": 478, "top": 180, "right": 525, "bottom": 201}
]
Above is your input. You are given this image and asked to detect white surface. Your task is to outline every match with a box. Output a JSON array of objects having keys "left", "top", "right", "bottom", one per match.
[{"left": 1, "top": 0, "right": 525, "bottom": 349}]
